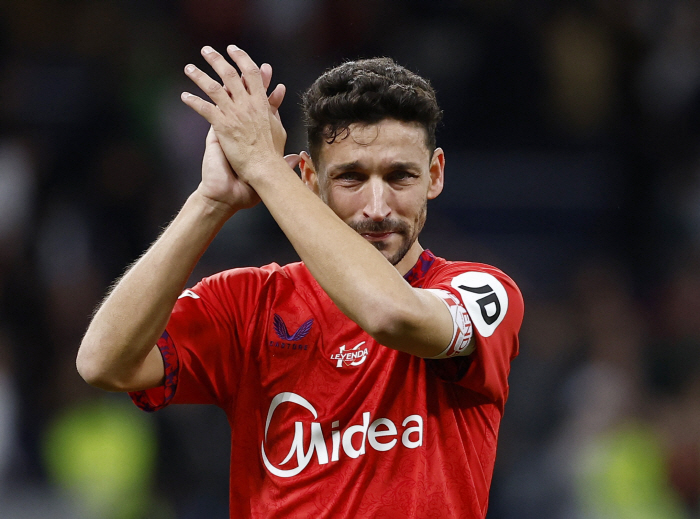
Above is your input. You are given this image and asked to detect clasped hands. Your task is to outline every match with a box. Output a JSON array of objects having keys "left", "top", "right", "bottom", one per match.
[{"left": 182, "top": 45, "right": 300, "bottom": 212}]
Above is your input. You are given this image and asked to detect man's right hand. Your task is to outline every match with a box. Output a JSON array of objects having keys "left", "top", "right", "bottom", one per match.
[{"left": 197, "top": 125, "right": 261, "bottom": 216}]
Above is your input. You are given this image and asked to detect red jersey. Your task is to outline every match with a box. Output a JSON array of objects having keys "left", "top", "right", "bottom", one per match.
[{"left": 130, "top": 250, "right": 523, "bottom": 518}]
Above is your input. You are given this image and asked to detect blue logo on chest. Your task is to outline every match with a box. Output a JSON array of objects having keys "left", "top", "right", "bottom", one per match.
[
  {"left": 273, "top": 314, "right": 313, "bottom": 341},
  {"left": 269, "top": 314, "right": 314, "bottom": 352}
]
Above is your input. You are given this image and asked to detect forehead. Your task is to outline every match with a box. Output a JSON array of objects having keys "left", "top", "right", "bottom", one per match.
[{"left": 317, "top": 119, "right": 431, "bottom": 171}]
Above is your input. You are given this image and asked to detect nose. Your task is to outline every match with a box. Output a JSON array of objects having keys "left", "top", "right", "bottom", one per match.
[{"left": 362, "top": 178, "right": 391, "bottom": 222}]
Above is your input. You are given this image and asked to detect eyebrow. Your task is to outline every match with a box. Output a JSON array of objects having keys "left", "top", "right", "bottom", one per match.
[
  {"left": 386, "top": 161, "right": 423, "bottom": 172},
  {"left": 327, "top": 160, "right": 423, "bottom": 175},
  {"left": 327, "top": 161, "right": 362, "bottom": 175}
]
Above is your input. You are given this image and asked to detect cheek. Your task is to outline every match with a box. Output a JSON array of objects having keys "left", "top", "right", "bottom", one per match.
[
  {"left": 324, "top": 189, "right": 359, "bottom": 221},
  {"left": 396, "top": 193, "right": 427, "bottom": 220}
]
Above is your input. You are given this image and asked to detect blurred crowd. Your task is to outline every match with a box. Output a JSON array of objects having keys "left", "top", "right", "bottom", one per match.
[{"left": 1, "top": 0, "right": 700, "bottom": 517}]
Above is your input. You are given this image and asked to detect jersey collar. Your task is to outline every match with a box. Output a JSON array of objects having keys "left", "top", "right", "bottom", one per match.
[{"left": 403, "top": 249, "right": 436, "bottom": 287}]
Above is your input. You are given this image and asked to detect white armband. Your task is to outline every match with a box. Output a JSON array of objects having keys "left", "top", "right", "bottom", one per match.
[{"left": 425, "top": 289, "right": 475, "bottom": 358}]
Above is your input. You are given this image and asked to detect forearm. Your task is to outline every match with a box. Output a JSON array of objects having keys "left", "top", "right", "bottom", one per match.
[
  {"left": 77, "top": 192, "right": 231, "bottom": 390},
  {"left": 249, "top": 160, "right": 441, "bottom": 353}
]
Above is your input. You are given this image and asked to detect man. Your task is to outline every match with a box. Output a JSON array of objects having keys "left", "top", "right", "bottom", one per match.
[{"left": 77, "top": 45, "right": 523, "bottom": 518}]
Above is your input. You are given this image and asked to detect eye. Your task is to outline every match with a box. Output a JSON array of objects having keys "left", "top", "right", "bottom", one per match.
[
  {"left": 335, "top": 171, "right": 365, "bottom": 182},
  {"left": 388, "top": 170, "right": 417, "bottom": 183}
]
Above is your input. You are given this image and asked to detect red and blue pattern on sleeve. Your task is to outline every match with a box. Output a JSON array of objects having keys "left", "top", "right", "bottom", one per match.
[{"left": 128, "top": 330, "right": 179, "bottom": 412}]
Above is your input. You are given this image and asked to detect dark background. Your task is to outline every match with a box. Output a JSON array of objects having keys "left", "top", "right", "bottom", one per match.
[{"left": 1, "top": 1, "right": 700, "bottom": 518}]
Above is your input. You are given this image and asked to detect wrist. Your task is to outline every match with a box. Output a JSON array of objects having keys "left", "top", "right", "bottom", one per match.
[
  {"left": 244, "top": 156, "right": 296, "bottom": 188},
  {"left": 189, "top": 189, "right": 238, "bottom": 222}
]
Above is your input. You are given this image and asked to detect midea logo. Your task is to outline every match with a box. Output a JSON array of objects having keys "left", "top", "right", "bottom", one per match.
[{"left": 261, "top": 392, "right": 424, "bottom": 478}]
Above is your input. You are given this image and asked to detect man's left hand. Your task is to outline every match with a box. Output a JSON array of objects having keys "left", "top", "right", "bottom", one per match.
[{"left": 181, "top": 45, "right": 289, "bottom": 182}]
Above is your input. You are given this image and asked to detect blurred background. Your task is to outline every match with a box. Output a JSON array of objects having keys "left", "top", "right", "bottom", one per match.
[{"left": 1, "top": 0, "right": 700, "bottom": 517}]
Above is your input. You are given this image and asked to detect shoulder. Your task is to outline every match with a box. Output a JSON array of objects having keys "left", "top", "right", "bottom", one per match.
[
  {"left": 174, "top": 262, "right": 313, "bottom": 326},
  {"left": 201, "top": 261, "right": 303, "bottom": 289},
  {"left": 183, "top": 261, "right": 308, "bottom": 308},
  {"left": 427, "top": 258, "right": 520, "bottom": 292},
  {"left": 425, "top": 257, "right": 523, "bottom": 337}
]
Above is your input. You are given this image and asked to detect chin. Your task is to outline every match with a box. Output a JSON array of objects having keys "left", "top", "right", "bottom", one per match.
[
  {"left": 388, "top": 250, "right": 409, "bottom": 266},
  {"left": 371, "top": 241, "right": 412, "bottom": 266}
]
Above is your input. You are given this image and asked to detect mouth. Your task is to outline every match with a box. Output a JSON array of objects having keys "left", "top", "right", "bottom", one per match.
[{"left": 361, "top": 232, "right": 395, "bottom": 241}]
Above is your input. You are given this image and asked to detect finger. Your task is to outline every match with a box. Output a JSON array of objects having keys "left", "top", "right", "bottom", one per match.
[
  {"left": 268, "top": 83, "right": 286, "bottom": 114},
  {"left": 184, "top": 63, "right": 232, "bottom": 109},
  {"left": 261, "top": 63, "right": 272, "bottom": 91},
  {"left": 200, "top": 46, "right": 247, "bottom": 99},
  {"left": 226, "top": 45, "right": 265, "bottom": 97},
  {"left": 181, "top": 91, "right": 220, "bottom": 124},
  {"left": 284, "top": 154, "right": 302, "bottom": 171}
]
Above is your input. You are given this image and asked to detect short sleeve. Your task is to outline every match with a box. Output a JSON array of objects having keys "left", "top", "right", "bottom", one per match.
[
  {"left": 129, "top": 330, "right": 179, "bottom": 412},
  {"left": 424, "top": 264, "right": 523, "bottom": 405},
  {"left": 129, "top": 266, "right": 269, "bottom": 411}
]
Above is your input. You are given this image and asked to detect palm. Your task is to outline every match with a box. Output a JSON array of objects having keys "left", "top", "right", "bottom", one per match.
[{"left": 199, "top": 127, "right": 260, "bottom": 211}]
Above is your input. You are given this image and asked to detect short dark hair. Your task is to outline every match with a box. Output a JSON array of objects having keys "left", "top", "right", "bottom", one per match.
[{"left": 301, "top": 57, "right": 442, "bottom": 164}]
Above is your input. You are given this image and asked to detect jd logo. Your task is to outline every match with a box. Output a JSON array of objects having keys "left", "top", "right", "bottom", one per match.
[
  {"left": 458, "top": 284, "right": 501, "bottom": 325},
  {"left": 452, "top": 272, "right": 508, "bottom": 337}
]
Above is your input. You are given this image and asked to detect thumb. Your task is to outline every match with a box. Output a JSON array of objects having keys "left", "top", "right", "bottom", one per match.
[
  {"left": 284, "top": 154, "right": 301, "bottom": 171},
  {"left": 206, "top": 125, "right": 218, "bottom": 143}
]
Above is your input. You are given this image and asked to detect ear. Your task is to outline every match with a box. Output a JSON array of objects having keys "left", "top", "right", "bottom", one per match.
[
  {"left": 300, "top": 151, "right": 320, "bottom": 195},
  {"left": 427, "top": 148, "right": 445, "bottom": 200}
]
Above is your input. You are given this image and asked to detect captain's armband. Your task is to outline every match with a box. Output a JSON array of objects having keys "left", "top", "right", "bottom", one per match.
[{"left": 425, "top": 289, "right": 475, "bottom": 358}]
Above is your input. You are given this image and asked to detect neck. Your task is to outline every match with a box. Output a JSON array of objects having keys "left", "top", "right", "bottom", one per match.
[{"left": 394, "top": 240, "right": 424, "bottom": 276}]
